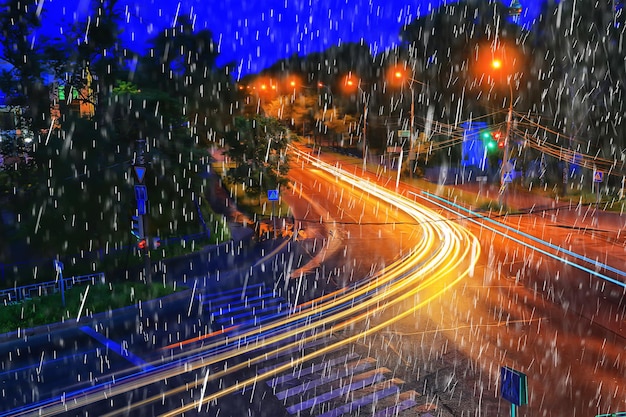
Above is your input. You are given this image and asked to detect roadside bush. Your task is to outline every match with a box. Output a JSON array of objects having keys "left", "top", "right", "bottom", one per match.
[{"left": 0, "top": 282, "right": 183, "bottom": 334}]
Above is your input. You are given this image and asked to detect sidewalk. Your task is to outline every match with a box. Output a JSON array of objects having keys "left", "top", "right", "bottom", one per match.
[{"left": 452, "top": 181, "right": 626, "bottom": 234}]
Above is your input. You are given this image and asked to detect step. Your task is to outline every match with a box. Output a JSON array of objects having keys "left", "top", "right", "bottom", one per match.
[
  {"left": 214, "top": 301, "right": 290, "bottom": 323},
  {"left": 208, "top": 296, "right": 285, "bottom": 317},
  {"left": 206, "top": 292, "right": 277, "bottom": 314},
  {"left": 256, "top": 337, "right": 345, "bottom": 375},
  {"left": 200, "top": 283, "right": 265, "bottom": 305},
  {"left": 214, "top": 303, "right": 291, "bottom": 327}
]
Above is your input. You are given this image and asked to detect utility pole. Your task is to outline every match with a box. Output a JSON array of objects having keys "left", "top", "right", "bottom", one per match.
[
  {"left": 499, "top": 81, "right": 514, "bottom": 209},
  {"left": 409, "top": 88, "right": 415, "bottom": 178},
  {"left": 133, "top": 139, "right": 151, "bottom": 284},
  {"left": 361, "top": 89, "right": 368, "bottom": 168}
]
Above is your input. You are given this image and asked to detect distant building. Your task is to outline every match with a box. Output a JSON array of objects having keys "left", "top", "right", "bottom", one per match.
[
  {"left": 50, "top": 67, "right": 96, "bottom": 121},
  {"left": 461, "top": 121, "right": 489, "bottom": 171}
]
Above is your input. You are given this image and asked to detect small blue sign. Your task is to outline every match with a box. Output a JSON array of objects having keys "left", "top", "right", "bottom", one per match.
[
  {"left": 593, "top": 170, "right": 604, "bottom": 183},
  {"left": 501, "top": 366, "right": 528, "bottom": 406},
  {"left": 53, "top": 260, "right": 64, "bottom": 272},
  {"left": 503, "top": 172, "right": 513, "bottom": 184},
  {"left": 134, "top": 185, "right": 148, "bottom": 201},
  {"left": 267, "top": 189, "right": 279, "bottom": 201},
  {"left": 137, "top": 199, "right": 147, "bottom": 215},
  {"left": 134, "top": 166, "right": 146, "bottom": 183}
]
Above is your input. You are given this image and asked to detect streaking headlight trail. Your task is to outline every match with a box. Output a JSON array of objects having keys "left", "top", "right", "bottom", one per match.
[{"left": 11, "top": 148, "right": 480, "bottom": 417}]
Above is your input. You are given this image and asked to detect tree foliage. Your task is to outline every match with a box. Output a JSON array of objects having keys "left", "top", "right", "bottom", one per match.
[
  {"left": 529, "top": 0, "right": 626, "bottom": 180},
  {"left": 224, "top": 116, "right": 292, "bottom": 201},
  {"left": 0, "top": 2, "right": 235, "bottom": 281},
  {"left": 399, "top": 0, "right": 528, "bottom": 126},
  {"left": 0, "top": 0, "right": 51, "bottom": 132}
]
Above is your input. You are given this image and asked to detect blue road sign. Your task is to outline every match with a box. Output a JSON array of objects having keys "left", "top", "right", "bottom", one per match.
[
  {"left": 134, "top": 165, "right": 146, "bottom": 183},
  {"left": 134, "top": 185, "right": 148, "bottom": 201},
  {"left": 137, "top": 199, "right": 147, "bottom": 215},
  {"left": 593, "top": 170, "right": 604, "bottom": 183},
  {"left": 503, "top": 172, "right": 513, "bottom": 184},
  {"left": 268, "top": 189, "right": 279, "bottom": 201},
  {"left": 501, "top": 366, "right": 528, "bottom": 406}
]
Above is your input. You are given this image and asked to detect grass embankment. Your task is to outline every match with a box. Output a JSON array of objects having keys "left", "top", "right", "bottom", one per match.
[
  {"left": 0, "top": 282, "right": 183, "bottom": 335},
  {"left": 0, "top": 199, "right": 231, "bottom": 290}
]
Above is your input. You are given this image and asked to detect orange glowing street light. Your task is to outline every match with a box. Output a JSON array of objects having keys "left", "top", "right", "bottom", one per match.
[
  {"left": 283, "top": 74, "right": 302, "bottom": 92},
  {"left": 343, "top": 75, "right": 357, "bottom": 91}
]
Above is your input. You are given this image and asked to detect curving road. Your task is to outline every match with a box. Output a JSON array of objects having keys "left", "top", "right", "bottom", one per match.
[
  {"left": 319, "top": 149, "right": 626, "bottom": 416},
  {"left": 5, "top": 144, "right": 623, "bottom": 416},
  {"left": 0, "top": 148, "right": 480, "bottom": 416}
]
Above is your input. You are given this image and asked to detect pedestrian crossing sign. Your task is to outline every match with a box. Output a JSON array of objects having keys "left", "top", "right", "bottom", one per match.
[
  {"left": 593, "top": 170, "right": 604, "bottom": 183},
  {"left": 267, "top": 189, "right": 279, "bottom": 201},
  {"left": 503, "top": 172, "right": 513, "bottom": 183}
]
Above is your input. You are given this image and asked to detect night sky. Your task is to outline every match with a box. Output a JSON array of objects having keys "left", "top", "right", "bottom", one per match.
[{"left": 36, "top": 0, "right": 541, "bottom": 78}]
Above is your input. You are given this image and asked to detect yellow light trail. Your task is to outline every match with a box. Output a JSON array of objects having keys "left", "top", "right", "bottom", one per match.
[{"left": 19, "top": 147, "right": 480, "bottom": 417}]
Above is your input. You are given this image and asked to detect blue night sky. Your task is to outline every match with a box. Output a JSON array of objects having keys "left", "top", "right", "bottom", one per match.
[{"left": 37, "top": 0, "right": 541, "bottom": 78}]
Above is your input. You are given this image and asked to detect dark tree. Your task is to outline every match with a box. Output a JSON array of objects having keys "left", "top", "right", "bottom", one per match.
[
  {"left": 529, "top": 0, "right": 626, "bottom": 188},
  {"left": 399, "top": 1, "right": 528, "bottom": 126},
  {"left": 143, "top": 16, "right": 236, "bottom": 146},
  {"left": 224, "top": 115, "right": 291, "bottom": 202}
]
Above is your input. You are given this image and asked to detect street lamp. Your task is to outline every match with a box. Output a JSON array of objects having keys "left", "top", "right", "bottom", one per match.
[
  {"left": 342, "top": 74, "right": 368, "bottom": 166},
  {"left": 389, "top": 66, "right": 428, "bottom": 178}
]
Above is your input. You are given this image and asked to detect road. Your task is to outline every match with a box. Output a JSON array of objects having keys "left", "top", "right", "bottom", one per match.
[
  {"left": 321, "top": 149, "right": 626, "bottom": 416},
  {"left": 0, "top": 149, "right": 478, "bottom": 416},
  {"left": 1, "top": 147, "right": 624, "bottom": 416}
]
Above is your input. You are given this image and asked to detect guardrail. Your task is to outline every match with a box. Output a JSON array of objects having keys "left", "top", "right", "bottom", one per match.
[{"left": 0, "top": 272, "right": 105, "bottom": 305}]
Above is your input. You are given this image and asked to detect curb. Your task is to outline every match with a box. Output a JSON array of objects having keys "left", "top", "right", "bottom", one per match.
[{"left": 0, "top": 287, "right": 193, "bottom": 344}]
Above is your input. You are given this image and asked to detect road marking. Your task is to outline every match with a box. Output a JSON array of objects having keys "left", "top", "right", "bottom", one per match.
[
  {"left": 319, "top": 385, "right": 400, "bottom": 417},
  {"left": 274, "top": 358, "right": 376, "bottom": 400},
  {"left": 286, "top": 370, "right": 388, "bottom": 414}
]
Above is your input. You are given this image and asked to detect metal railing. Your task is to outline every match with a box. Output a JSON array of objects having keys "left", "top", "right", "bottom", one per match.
[{"left": 0, "top": 272, "right": 105, "bottom": 305}]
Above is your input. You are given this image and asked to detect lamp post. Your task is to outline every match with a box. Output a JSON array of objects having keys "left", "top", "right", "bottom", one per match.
[
  {"left": 391, "top": 68, "right": 428, "bottom": 178},
  {"left": 343, "top": 75, "right": 368, "bottom": 167},
  {"left": 491, "top": 58, "right": 515, "bottom": 208}
]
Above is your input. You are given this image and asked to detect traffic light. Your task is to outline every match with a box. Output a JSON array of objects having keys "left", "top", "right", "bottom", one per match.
[
  {"left": 494, "top": 132, "right": 505, "bottom": 148},
  {"left": 480, "top": 130, "right": 497, "bottom": 152},
  {"left": 151, "top": 237, "right": 161, "bottom": 250},
  {"left": 131, "top": 215, "right": 144, "bottom": 239},
  {"left": 137, "top": 239, "right": 147, "bottom": 250}
]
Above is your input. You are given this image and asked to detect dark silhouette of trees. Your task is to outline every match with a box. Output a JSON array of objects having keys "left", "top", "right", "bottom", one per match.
[
  {"left": 224, "top": 115, "right": 292, "bottom": 203},
  {"left": 528, "top": 0, "right": 626, "bottom": 188},
  {"left": 0, "top": 2, "right": 237, "bottom": 283}
]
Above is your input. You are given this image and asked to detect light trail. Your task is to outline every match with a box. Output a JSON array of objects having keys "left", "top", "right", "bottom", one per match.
[
  {"left": 419, "top": 190, "right": 626, "bottom": 288},
  {"left": 11, "top": 148, "right": 480, "bottom": 416}
]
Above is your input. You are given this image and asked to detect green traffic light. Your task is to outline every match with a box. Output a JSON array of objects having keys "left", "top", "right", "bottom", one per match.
[{"left": 480, "top": 130, "right": 498, "bottom": 152}]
